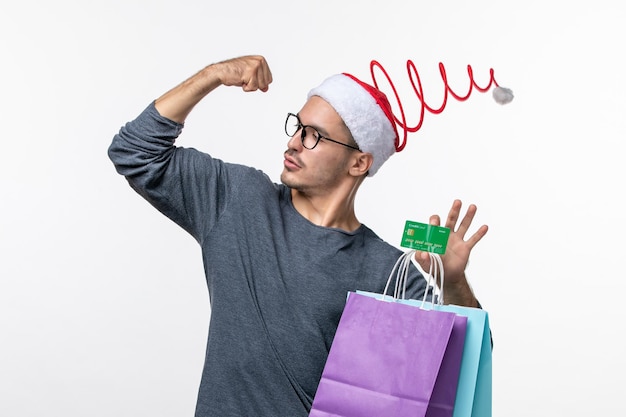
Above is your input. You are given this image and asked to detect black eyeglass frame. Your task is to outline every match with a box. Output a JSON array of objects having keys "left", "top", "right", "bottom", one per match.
[{"left": 284, "top": 112, "right": 361, "bottom": 151}]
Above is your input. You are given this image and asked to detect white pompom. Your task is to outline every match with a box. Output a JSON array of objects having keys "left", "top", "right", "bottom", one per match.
[{"left": 492, "top": 86, "right": 514, "bottom": 105}]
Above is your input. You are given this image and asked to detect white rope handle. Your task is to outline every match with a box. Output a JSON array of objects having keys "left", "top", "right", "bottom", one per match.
[
  {"left": 396, "top": 250, "right": 414, "bottom": 300},
  {"left": 382, "top": 250, "right": 445, "bottom": 307},
  {"left": 435, "top": 253, "right": 444, "bottom": 304},
  {"left": 420, "top": 252, "right": 445, "bottom": 307},
  {"left": 381, "top": 250, "right": 416, "bottom": 301}
]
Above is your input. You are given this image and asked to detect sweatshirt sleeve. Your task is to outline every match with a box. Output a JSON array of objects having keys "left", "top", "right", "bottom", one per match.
[
  {"left": 108, "top": 101, "right": 183, "bottom": 183},
  {"left": 107, "top": 101, "right": 230, "bottom": 242}
]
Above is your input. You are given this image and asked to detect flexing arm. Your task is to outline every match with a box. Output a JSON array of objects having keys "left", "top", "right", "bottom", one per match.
[
  {"left": 108, "top": 55, "right": 273, "bottom": 239},
  {"left": 155, "top": 55, "right": 273, "bottom": 123}
]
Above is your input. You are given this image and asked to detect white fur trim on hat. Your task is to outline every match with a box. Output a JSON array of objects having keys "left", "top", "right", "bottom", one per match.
[{"left": 307, "top": 74, "right": 397, "bottom": 177}]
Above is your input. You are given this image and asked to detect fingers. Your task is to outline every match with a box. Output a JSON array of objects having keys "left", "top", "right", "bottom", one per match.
[
  {"left": 454, "top": 201, "right": 476, "bottom": 239},
  {"left": 466, "top": 224, "right": 489, "bottom": 249},
  {"left": 239, "top": 56, "right": 273, "bottom": 92},
  {"left": 441, "top": 199, "right": 488, "bottom": 245},
  {"left": 254, "top": 57, "right": 273, "bottom": 92},
  {"left": 216, "top": 55, "right": 273, "bottom": 92},
  {"left": 413, "top": 250, "right": 432, "bottom": 272},
  {"left": 444, "top": 199, "right": 462, "bottom": 231}
]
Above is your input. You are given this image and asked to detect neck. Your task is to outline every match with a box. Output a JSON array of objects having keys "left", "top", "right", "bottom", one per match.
[{"left": 290, "top": 181, "right": 362, "bottom": 232}]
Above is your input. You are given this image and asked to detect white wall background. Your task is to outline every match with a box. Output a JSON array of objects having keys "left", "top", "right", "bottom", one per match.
[{"left": 1, "top": 0, "right": 623, "bottom": 415}]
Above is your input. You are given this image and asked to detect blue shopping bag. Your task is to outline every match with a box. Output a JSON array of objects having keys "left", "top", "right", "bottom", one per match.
[{"left": 435, "top": 304, "right": 491, "bottom": 417}]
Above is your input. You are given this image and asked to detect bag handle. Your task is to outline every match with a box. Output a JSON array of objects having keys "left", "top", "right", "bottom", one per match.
[
  {"left": 381, "top": 250, "right": 445, "bottom": 307},
  {"left": 381, "top": 250, "right": 415, "bottom": 301},
  {"left": 421, "top": 252, "right": 445, "bottom": 306}
]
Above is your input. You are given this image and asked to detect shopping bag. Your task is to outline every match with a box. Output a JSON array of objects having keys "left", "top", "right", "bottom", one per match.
[
  {"left": 445, "top": 304, "right": 491, "bottom": 417},
  {"left": 360, "top": 296, "right": 491, "bottom": 417},
  {"left": 309, "top": 251, "right": 467, "bottom": 417},
  {"left": 309, "top": 292, "right": 460, "bottom": 417},
  {"left": 370, "top": 250, "right": 492, "bottom": 417}
]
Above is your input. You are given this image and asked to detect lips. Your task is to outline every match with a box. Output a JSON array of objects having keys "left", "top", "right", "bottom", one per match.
[{"left": 283, "top": 152, "right": 302, "bottom": 170}]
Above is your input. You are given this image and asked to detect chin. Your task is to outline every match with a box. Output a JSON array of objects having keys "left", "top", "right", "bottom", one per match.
[
  {"left": 280, "top": 171, "right": 292, "bottom": 187},
  {"left": 280, "top": 172, "right": 302, "bottom": 190}
]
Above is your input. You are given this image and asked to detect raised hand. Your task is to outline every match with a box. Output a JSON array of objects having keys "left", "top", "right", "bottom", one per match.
[{"left": 413, "top": 199, "right": 488, "bottom": 307}]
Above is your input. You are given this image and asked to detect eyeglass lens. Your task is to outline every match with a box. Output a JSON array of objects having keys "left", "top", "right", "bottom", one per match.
[{"left": 285, "top": 113, "right": 319, "bottom": 149}]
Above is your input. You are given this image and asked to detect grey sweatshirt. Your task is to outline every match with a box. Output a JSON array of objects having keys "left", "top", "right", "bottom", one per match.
[{"left": 108, "top": 102, "right": 427, "bottom": 417}]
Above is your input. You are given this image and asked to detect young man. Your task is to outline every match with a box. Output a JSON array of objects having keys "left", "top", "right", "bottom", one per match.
[{"left": 108, "top": 55, "right": 487, "bottom": 417}]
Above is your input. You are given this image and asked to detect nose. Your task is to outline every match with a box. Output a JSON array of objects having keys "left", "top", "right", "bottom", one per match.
[{"left": 286, "top": 129, "right": 303, "bottom": 151}]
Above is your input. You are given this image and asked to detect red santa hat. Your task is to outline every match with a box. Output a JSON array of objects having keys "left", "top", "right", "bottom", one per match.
[
  {"left": 307, "top": 61, "right": 513, "bottom": 177},
  {"left": 307, "top": 73, "right": 398, "bottom": 177}
]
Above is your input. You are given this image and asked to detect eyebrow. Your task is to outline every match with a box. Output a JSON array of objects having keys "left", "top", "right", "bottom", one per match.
[{"left": 296, "top": 112, "right": 333, "bottom": 137}]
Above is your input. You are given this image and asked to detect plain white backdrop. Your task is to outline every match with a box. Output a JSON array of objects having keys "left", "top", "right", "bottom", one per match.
[{"left": 1, "top": 0, "right": 624, "bottom": 415}]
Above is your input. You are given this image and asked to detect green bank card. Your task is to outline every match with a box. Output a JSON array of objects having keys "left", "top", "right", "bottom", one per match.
[{"left": 400, "top": 221, "right": 450, "bottom": 254}]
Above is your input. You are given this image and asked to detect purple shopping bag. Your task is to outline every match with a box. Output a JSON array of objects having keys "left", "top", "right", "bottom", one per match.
[
  {"left": 426, "top": 309, "right": 467, "bottom": 417},
  {"left": 309, "top": 292, "right": 465, "bottom": 417},
  {"left": 352, "top": 291, "right": 469, "bottom": 417}
]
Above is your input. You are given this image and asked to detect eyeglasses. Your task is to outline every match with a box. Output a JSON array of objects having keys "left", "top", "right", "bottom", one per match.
[{"left": 284, "top": 113, "right": 360, "bottom": 151}]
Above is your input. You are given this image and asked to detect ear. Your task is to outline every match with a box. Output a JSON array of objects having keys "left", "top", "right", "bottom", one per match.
[{"left": 349, "top": 152, "right": 373, "bottom": 177}]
